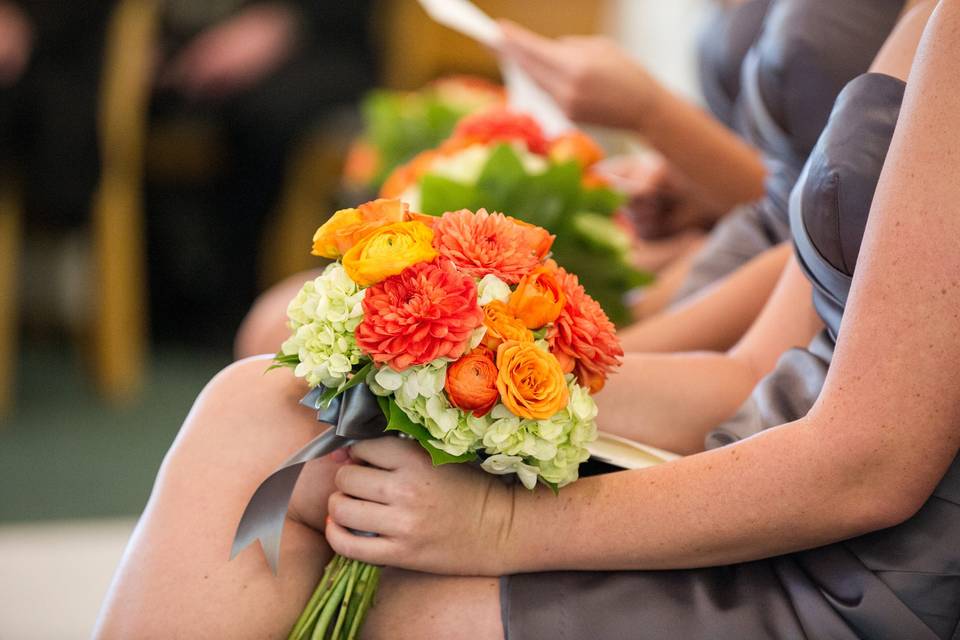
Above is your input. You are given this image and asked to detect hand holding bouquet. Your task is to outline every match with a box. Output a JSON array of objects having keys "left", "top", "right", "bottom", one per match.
[{"left": 238, "top": 198, "right": 623, "bottom": 639}]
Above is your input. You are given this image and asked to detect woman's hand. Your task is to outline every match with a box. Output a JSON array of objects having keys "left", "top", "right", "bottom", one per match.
[
  {"left": 324, "top": 438, "right": 515, "bottom": 576},
  {"left": 0, "top": 2, "right": 32, "bottom": 87},
  {"left": 497, "top": 20, "right": 660, "bottom": 131}
]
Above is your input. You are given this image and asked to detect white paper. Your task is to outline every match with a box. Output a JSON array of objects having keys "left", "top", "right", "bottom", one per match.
[
  {"left": 417, "top": 0, "right": 574, "bottom": 136},
  {"left": 587, "top": 431, "right": 681, "bottom": 470}
]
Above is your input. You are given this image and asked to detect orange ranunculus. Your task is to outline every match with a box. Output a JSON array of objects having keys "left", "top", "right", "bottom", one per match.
[
  {"left": 496, "top": 341, "right": 569, "bottom": 420},
  {"left": 446, "top": 347, "right": 500, "bottom": 417},
  {"left": 549, "top": 130, "right": 604, "bottom": 168},
  {"left": 342, "top": 220, "right": 437, "bottom": 286},
  {"left": 507, "top": 217, "right": 554, "bottom": 260},
  {"left": 508, "top": 265, "right": 565, "bottom": 329},
  {"left": 481, "top": 301, "right": 533, "bottom": 350},
  {"left": 311, "top": 198, "right": 409, "bottom": 258}
]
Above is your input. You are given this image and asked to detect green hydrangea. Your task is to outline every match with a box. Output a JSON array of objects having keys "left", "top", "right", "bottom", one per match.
[{"left": 281, "top": 263, "right": 367, "bottom": 388}]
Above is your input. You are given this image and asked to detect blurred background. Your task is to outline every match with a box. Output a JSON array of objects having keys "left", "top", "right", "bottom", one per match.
[{"left": 0, "top": 1, "right": 708, "bottom": 637}]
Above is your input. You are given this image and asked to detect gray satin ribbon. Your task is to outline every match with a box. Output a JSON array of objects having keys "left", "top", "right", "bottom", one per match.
[{"left": 230, "top": 382, "right": 388, "bottom": 573}]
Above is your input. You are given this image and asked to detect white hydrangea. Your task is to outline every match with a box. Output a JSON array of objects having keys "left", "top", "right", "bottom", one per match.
[
  {"left": 482, "top": 455, "right": 540, "bottom": 490},
  {"left": 281, "top": 263, "right": 366, "bottom": 388}
]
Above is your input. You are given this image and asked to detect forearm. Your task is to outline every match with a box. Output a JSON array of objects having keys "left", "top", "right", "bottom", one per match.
[
  {"left": 594, "top": 351, "right": 758, "bottom": 454},
  {"left": 636, "top": 87, "right": 767, "bottom": 213},
  {"left": 621, "top": 243, "right": 791, "bottom": 353},
  {"left": 506, "top": 415, "right": 895, "bottom": 573}
]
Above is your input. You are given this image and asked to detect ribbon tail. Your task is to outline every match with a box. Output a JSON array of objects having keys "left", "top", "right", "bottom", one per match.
[{"left": 230, "top": 427, "right": 351, "bottom": 574}]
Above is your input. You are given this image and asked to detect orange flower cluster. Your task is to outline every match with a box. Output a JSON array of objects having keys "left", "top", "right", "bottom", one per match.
[
  {"left": 547, "top": 262, "right": 623, "bottom": 392},
  {"left": 433, "top": 209, "right": 553, "bottom": 285},
  {"left": 308, "top": 199, "right": 621, "bottom": 420},
  {"left": 356, "top": 259, "right": 483, "bottom": 371}
]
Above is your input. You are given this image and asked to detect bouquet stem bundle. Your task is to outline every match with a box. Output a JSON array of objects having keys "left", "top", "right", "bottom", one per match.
[{"left": 288, "top": 555, "right": 380, "bottom": 640}]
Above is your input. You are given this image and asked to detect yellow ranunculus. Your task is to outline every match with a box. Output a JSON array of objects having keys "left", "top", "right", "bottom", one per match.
[
  {"left": 311, "top": 198, "right": 409, "bottom": 258},
  {"left": 342, "top": 221, "right": 438, "bottom": 286},
  {"left": 496, "top": 341, "right": 569, "bottom": 420}
]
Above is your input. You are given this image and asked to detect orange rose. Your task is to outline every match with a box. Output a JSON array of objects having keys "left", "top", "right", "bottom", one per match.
[
  {"left": 481, "top": 301, "right": 533, "bottom": 350},
  {"left": 507, "top": 217, "right": 554, "bottom": 260},
  {"left": 446, "top": 347, "right": 500, "bottom": 417},
  {"left": 508, "top": 266, "right": 565, "bottom": 329},
  {"left": 311, "top": 198, "right": 409, "bottom": 258},
  {"left": 496, "top": 341, "right": 569, "bottom": 420}
]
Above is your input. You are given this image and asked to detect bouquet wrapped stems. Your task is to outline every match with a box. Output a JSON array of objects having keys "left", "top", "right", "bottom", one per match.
[{"left": 288, "top": 554, "right": 381, "bottom": 640}]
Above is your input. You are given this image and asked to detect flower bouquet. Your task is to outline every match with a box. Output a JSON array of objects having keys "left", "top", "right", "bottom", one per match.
[
  {"left": 234, "top": 198, "right": 624, "bottom": 639},
  {"left": 379, "top": 108, "right": 650, "bottom": 326},
  {"left": 342, "top": 76, "right": 505, "bottom": 193}
]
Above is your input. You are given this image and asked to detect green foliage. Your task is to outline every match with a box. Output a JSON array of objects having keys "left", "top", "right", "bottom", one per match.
[
  {"left": 362, "top": 91, "right": 474, "bottom": 188},
  {"left": 384, "top": 399, "right": 477, "bottom": 466},
  {"left": 418, "top": 144, "right": 652, "bottom": 325}
]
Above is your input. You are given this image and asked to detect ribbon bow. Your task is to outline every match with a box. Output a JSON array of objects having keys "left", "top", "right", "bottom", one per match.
[{"left": 230, "top": 382, "right": 388, "bottom": 573}]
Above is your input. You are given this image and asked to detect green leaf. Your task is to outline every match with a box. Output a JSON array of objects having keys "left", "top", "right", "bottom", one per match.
[
  {"left": 577, "top": 185, "right": 627, "bottom": 216},
  {"left": 539, "top": 477, "right": 560, "bottom": 495},
  {"left": 512, "top": 161, "right": 582, "bottom": 229},
  {"left": 338, "top": 361, "right": 373, "bottom": 394},
  {"left": 475, "top": 144, "right": 527, "bottom": 208},
  {"left": 267, "top": 352, "right": 300, "bottom": 373},
  {"left": 384, "top": 399, "right": 476, "bottom": 466},
  {"left": 419, "top": 174, "right": 481, "bottom": 216}
]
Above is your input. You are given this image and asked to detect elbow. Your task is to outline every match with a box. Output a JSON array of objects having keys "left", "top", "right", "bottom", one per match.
[{"left": 852, "top": 490, "right": 924, "bottom": 535}]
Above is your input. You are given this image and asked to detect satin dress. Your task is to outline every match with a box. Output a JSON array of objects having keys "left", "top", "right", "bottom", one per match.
[
  {"left": 503, "top": 72, "right": 960, "bottom": 640},
  {"left": 674, "top": 0, "right": 903, "bottom": 300}
]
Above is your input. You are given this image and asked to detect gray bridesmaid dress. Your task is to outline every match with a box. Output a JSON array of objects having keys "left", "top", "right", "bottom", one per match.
[
  {"left": 503, "top": 73, "right": 960, "bottom": 640},
  {"left": 673, "top": 0, "right": 904, "bottom": 300}
]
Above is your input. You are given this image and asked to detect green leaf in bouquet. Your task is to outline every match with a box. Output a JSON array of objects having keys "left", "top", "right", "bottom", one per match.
[
  {"left": 512, "top": 161, "right": 582, "bottom": 229},
  {"left": 266, "top": 351, "right": 300, "bottom": 372},
  {"left": 339, "top": 361, "right": 374, "bottom": 394},
  {"left": 571, "top": 212, "right": 633, "bottom": 258},
  {"left": 577, "top": 185, "right": 627, "bottom": 216},
  {"left": 539, "top": 477, "right": 561, "bottom": 496},
  {"left": 475, "top": 143, "right": 527, "bottom": 208},
  {"left": 419, "top": 174, "right": 481, "bottom": 216},
  {"left": 384, "top": 399, "right": 477, "bottom": 466}
]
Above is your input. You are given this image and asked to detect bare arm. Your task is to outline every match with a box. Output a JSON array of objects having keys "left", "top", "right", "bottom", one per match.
[
  {"left": 596, "top": 254, "right": 820, "bottom": 454},
  {"left": 500, "top": 0, "right": 956, "bottom": 574},
  {"left": 498, "top": 22, "right": 767, "bottom": 212},
  {"left": 621, "top": 242, "right": 791, "bottom": 353}
]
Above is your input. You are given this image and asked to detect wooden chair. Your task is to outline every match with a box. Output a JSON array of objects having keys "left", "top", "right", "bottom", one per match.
[
  {"left": 89, "top": 0, "right": 158, "bottom": 403},
  {"left": 0, "top": 179, "right": 22, "bottom": 415}
]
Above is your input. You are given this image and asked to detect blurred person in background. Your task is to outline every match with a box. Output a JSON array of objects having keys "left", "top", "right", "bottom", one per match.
[
  {"left": 1, "top": 0, "right": 375, "bottom": 347},
  {"left": 149, "top": 0, "right": 375, "bottom": 346}
]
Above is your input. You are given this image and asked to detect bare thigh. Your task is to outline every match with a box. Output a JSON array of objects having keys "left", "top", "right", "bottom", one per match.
[
  {"left": 94, "top": 356, "right": 505, "bottom": 639},
  {"left": 94, "top": 356, "right": 340, "bottom": 638}
]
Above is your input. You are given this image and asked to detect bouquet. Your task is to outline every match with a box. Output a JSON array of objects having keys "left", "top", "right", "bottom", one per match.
[
  {"left": 379, "top": 108, "right": 650, "bottom": 326},
  {"left": 239, "top": 197, "right": 623, "bottom": 639},
  {"left": 342, "top": 76, "right": 505, "bottom": 193}
]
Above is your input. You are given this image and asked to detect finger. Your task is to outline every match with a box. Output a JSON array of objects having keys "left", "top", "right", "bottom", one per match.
[
  {"left": 335, "top": 463, "right": 393, "bottom": 504},
  {"left": 325, "top": 514, "right": 399, "bottom": 565},
  {"left": 348, "top": 437, "right": 424, "bottom": 470},
  {"left": 327, "top": 492, "right": 400, "bottom": 536}
]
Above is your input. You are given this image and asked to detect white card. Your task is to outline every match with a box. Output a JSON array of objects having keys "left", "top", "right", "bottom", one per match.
[{"left": 417, "top": 0, "right": 574, "bottom": 136}]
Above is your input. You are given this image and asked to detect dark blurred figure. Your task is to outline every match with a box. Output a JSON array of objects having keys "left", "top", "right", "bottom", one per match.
[
  {"left": 0, "top": 1, "right": 112, "bottom": 228},
  {"left": 150, "top": 1, "right": 375, "bottom": 346},
  {"left": 1, "top": 1, "right": 374, "bottom": 347}
]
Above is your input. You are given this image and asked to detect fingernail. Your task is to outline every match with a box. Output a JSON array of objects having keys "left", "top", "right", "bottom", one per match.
[{"left": 329, "top": 448, "right": 349, "bottom": 463}]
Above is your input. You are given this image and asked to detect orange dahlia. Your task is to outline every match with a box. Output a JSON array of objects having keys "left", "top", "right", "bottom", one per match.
[
  {"left": 433, "top": 209, "right": 554, "bottom": 285},
  {"left": 356, "top": 259, "right": 483, "bottom": 371},
  {"left": 546, "top": 262, "right": 623, "bottom": 392},
  {"left": 443, "top": 108, "right": 549, "bottom": 156}
]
